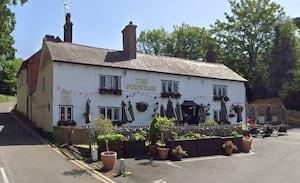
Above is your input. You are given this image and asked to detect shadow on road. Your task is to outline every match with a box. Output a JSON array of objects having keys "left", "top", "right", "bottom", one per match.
[
  {"left": 0, "top": 112, "right": 43, "bottom": 146},
  {"left": 62, "top": 168, "right": 88, "bottom": 177}
]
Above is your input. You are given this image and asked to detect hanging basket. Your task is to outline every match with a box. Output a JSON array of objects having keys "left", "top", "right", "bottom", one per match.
[{"left": 136, "top": 102, "right": 148, "bottom": 112}]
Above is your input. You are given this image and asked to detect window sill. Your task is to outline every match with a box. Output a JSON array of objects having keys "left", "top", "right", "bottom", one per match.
[
  {"left": 99, "top": 88, "right": 122, "bottom": 95},
  {"left": 160, "top": 92, "right": 181, "bottom": 99},
  {"left": 213, "top": 96, "right": 229, "bottom": 101}
]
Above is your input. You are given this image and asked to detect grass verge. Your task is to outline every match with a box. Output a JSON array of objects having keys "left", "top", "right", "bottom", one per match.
[{"left": 0, "top": 94, "right": 16, "bottom": 103}]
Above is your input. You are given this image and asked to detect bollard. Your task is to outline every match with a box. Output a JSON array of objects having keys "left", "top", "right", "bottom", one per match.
[{"left": 120, "top": 158, "right": 125, "bottom": 174}]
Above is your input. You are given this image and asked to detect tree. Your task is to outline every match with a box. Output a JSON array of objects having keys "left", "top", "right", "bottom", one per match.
[
  {"left": 0, "top": 58, "right": 22, "bottom": 95},
  {"left": 137, "top": 23, "right": 214, "bottom": 61},
  {"left": 280, "top": 70, "right": 300, "bottom": 110},
  {"left": 268, "top": 19, "right": 299, "bottom": 97},
  {"left": 212, "top": 0, "right": 285, "bottom": 100},
  {"left": 0, "top": 0, "right": 28, "bottom": 60},
  {"left": 137, "top": 28, "right": 173, "bottom": 57}
]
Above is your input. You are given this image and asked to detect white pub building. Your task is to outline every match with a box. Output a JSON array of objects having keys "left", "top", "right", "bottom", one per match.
[{"left": 17, "top": 14, "right": 247, "bottom": 133}]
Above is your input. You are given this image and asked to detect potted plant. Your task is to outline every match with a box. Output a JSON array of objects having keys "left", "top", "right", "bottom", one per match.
[
  {"left": 148, "top": 115, "right": 160, "bottom": 156},
  {"left": 157, "top": 116, "right": 174, "bottom": 159},
  {"left": 100, "top": 140, "right": 117, "bottom": 170},
  {"left": 97, "top": 133, "right": 126, "bottom": 158},
  {"left": 171, "top": 145, "right": 188, "bottom": 161},
  {"left": 242, "top": 135, "right": 253, "bottom": 153},
  {"left": 222, "top": 140, "right": 237, "bottom": 156}
]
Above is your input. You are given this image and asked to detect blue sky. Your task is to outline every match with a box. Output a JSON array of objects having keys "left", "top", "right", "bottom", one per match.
[{"left": 11, "top": 0, "right": 300, "bottom": 60}]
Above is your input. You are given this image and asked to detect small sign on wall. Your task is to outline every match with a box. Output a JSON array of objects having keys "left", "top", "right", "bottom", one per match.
[{"left": 61, "top": 89, "right": 72, "bottom": 105}]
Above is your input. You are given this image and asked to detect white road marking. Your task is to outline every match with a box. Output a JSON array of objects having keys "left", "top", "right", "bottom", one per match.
[
  {"left": 167, "top": 151, "right": 255, "bottom": 170},
  {"left": 0, "top": 167, "right": 10, "bottom": 183},
  {"left": 0, "top": 125, "right": 4, "bottom": 132}
]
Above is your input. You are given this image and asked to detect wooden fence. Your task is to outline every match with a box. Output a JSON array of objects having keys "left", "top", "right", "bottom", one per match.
[
  {"left": 53, "top": 126, "right": 93, "bottom": 145},
  {"left": 247, "top": 103, "right": 300, "bottom": 125}
]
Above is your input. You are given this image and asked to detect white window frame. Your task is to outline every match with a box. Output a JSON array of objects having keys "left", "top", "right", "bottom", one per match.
[
  {"left": 213, "top": 85, "right": 227, "bottom": 96},
  {"left": 59, "top": 105, "right": 73, "bottom": 121},
  {"left": 213, "top": 109, "right": 221, "bottom": 122},
  {"left": 99, "top": 106, "right": 121, "bottom": 121},
  {"left": 162, "top": 80, "right": 179, "bottom": 93},
  {"left": 99, "top": 74, "right": 121, "bottom": 90}
]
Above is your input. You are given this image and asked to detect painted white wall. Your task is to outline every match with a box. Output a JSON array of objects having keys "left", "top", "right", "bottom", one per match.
[
  {"left": 31, "top": 47, "right": 53, "bottom": 132},
  {"left": 52, "top": 62, "right": 246, "bottom": 127},
  {"left": 16, "top": 68, "right": 28, "bottom": 115}
]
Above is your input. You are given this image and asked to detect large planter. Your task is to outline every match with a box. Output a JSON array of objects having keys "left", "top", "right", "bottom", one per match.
[
  {"left": 123, "top": 140, "right": 146, "bottom": 158},
  {"left": 101, "top": 151, "right": 117, "bottom": 170},
  {"left": 221, "top": 136, "right": 243, "bottom": 153},
  {"left": 158, "top": 147, "right": 169, "bottom": 160},
  {"left": 98, "top": 140, "right": 124, "bottom": 158},
  {"left": 197, "top": 137, "right": 222, "bottom": 156},
  {"left": 166, "top": 139, "right": 198, "bottom": 157}
]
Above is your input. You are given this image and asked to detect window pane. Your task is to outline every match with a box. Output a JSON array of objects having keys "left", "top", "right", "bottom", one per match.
[
  {"left": 107, "top": 108, "right": 112, "bottom": 119},
  {"left": 100, "top": 75, "right": 105, "bottom": 88},
  {"left": 112, "top": 76, "right": 118, "bottom": 89},
  {"left": 100, "top": 107, "right": 106, "bottom": 117},
  {"left": 162, "top": 81, "right": 166, "bottom": 92},
  {"left": 106, "top": 76, "right": 111, "bottom": 89},
  {"left": 222, "top": 87, "right": 227, "bottom": 96},
  {"left": 213, "top": 110, "right": 218, "bottom": 121},
  {"left": 67, "top": 107, "right": 72, "bottom": 120},
  {"left": 114, "top": 108, "right": 119, "bottom": 120},
  {"left": 173, "top": 82, "right": 178, "bottom": 93},
  {"left": 213, "top": 86, "right": 217, "bottom": 96},
  {"left": 168, "top": 82, "right": 172, "bottom": 92},
  {"left": 118, "top": 76, "right": 121, "bottom": 90},
  {"left": 218, "top": 87, "right": 222, "bottom": 96},
  {"left": 60, "top": 107, "right": 65, "bottom": 120}
]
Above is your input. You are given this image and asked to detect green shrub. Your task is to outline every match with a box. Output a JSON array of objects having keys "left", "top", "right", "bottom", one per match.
[
  {"left": 230, "top": 130, "right": 240, "bottom": 137},
  {"left": 97, "top": 134, "right": 126, "bottom": 142},
  {"left": 92, "top": 115, "right": 117, "bottom": 134},
  {"left": 170, "top": 131, "right": 178, "bottom": 140},
  {"left": 203, "top": 120, "right": 219, "bottom": 126}
]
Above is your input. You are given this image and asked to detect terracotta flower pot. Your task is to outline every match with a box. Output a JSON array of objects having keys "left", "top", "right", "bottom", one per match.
[
  {"left": 242, "top": 139, "right": 252, "bottom": 153},
  {"left": 101, "top": 151, "right": 117, "bottom": 170},
  {"left": 158, "top": 147, "right": 169, "bottom": 160},
  {"left": 224, "top": 147, "right": 233, "bottom": 156}
]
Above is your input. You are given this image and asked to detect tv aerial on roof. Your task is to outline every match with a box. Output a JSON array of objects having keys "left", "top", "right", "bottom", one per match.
[{"left": 64, "top": 0, "right": 75, "bottom": 14}]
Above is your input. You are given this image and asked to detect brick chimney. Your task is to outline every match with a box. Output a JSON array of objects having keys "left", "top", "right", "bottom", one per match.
[
  {"left": 122, "top": 21, "right": 137, "bottom": 59},
  {"left": 205, "top": 44, "right": 217, "bottom": 63},
  {"left": 176, "top": 45, "right": 185, "bottom": 59},
  {"left": 64, "top": 13, "right": 73, "bottom": 42}
]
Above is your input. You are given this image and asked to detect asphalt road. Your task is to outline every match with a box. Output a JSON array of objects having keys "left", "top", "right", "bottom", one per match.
[
  {"left": 113, "top": 128, "right": 300, "bottom": 183},
  {"left": 0, "top": 102, "right": 101, "bottom": 183}
]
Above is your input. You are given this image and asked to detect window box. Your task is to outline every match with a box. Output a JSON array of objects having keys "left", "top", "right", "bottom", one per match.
[
  {"left": 99, "top": 88, "right": 122, "bottom": 95},
  {"left": 213, "top": 95, "right": 229, "bottom": 101},
  {"left": 160, "top": 92, "right": 181, "bottom": 99}
]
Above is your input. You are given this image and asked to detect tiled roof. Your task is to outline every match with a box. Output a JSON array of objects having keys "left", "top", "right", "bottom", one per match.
[{"left": 45, "top": 41, "right": 247, "bottom": 82}]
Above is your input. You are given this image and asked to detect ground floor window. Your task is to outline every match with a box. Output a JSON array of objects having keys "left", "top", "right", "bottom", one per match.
[
  {"left": 99, "top": 106, "right": 121, "bottom": 121},
  {"left": 59, "top": 105, "right": 73, "bottom": 121},
  {"left": 213, "top": 110, "right": 221, "bottom": 122}
]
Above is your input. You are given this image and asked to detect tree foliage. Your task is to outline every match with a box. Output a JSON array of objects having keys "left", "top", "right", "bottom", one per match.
[
  {"left": 280, "top": 70, "right": 300, "bottom": 110},
  {"left": 0, "top": 58, "right": 22, "bottom": 95},
  {"left": 268, "top": 19, "right": 299, "bottom": 97},
  {"left": 137, "top": 23, "right": 214, "bottom": 61},
  {"left": 0, "top": 0, "right": 27, "bottom": 60},
  {"left": 212, "top": 0, "right": 285, "bottom": 100}
]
